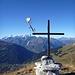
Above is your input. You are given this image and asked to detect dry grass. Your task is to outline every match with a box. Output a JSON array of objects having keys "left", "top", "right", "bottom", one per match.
[
  {"left": 60, "top": 64, "right": 75, "bottom": 74},
  {"left": 0, "top": 63, "right": 36, "bottom": 75},
  {"left": 0, "top": 63, "right": 75, "bottom": 75}
]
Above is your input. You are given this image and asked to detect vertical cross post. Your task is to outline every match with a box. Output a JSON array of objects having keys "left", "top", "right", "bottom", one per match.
[{"left": 48, "top": 20, "right": 50, "bottom": 57}]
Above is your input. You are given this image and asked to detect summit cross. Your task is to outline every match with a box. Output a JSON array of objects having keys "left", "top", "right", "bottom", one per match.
[{"left": 33, "top": 20, "right": 64, "bottom": 57}]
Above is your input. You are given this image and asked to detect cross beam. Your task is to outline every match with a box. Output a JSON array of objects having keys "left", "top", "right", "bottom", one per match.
[
  {"left": 33, "top": 33, "right": 64, "bottom": 35},
  {"left": 33, "top": 20, "right": 64, "bottom": 57}
]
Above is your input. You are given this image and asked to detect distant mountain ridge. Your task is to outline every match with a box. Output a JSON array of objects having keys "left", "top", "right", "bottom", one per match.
[
  {"left": 58, "top": 37, "right": 75, "bottom": 44},
  {"left": 0, "top": 35, "right": 67, "bottom": 53},
  {"left": 1, "top": 35, "right": 75, "bottom": 53}
]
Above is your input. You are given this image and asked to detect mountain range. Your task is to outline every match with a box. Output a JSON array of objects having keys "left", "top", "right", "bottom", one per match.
[
  {"left": 0, "top": 35, "right": 75, "bottom": 74},
  {"left": 1, "top": 35, "right": 75, "bottom": 53}
]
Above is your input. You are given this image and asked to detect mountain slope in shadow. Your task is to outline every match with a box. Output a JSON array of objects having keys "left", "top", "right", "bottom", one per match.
[{"left": 0, "top": 40, "right": 35, "bottom": 64}]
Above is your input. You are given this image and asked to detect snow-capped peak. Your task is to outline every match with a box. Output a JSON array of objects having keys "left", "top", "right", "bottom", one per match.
[{"left": 1, "top": 34, "right": 30, "bottom": 39}]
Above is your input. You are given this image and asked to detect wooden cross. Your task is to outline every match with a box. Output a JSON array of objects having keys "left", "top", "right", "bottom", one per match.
[{"left": 33, "top": 20, "right": 64, "bottom": 57}]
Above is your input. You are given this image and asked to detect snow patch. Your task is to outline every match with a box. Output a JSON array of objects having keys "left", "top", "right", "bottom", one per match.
[{"left": 27, "top": 41, "right": 30, "bottom": 46}]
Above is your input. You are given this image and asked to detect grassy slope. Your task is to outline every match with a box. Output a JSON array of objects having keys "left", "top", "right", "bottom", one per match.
[{"left": 52, "top": 42, "right": 75, "bottom": 66}]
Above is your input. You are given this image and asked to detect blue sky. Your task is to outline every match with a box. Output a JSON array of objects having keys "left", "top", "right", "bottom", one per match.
[{"left": 0, "top": 0, "right": 75, "bottom": 38}]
